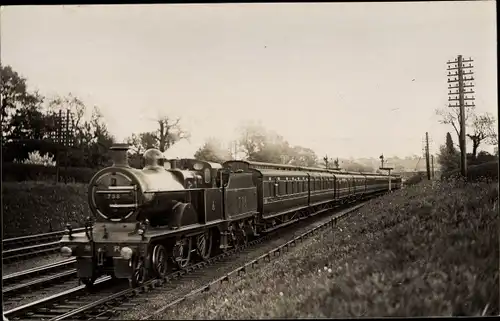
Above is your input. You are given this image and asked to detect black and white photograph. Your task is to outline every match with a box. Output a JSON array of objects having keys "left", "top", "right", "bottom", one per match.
[{"left": 1, "top": 1, "right": 498, "bottom": 319}]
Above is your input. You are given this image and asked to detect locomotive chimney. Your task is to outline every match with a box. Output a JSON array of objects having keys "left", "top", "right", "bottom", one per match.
[{"left": 109, "top": 143, "right": 131, "bottom": 167}]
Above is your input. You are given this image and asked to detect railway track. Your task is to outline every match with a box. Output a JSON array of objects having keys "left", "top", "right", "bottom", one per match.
[
  {"left": 3, "top": 200, "right": 368, "bottom": 321},
  {"left": 3, "top": 228, "right": 84, "bottom": 263},
  {"left": 3, "top": 258, "right": 77, "bottom": 299},
  {"left": 143, "top": 202, "right": 364, "bottom": 320}
]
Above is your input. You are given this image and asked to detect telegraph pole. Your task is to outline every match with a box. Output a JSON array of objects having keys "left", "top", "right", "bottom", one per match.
[
  {"left": 431, "top": 154, "right": 435, "bottom": 179},
  {"left": 447, "top": 55, "right": 475, "bottom": 178},
  {"left": 425, "top": 132, "right": 431, "bottom": 180}
]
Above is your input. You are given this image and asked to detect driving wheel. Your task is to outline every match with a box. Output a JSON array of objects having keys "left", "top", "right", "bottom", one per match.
[
  {"left": 129, "top": 257, "right": 146, "bottom": 288},
  {"left": 173, "top": 237, "right": 192, "bottom": 269},
  {"left": 152, "top": 244, "right": 168, "bottom": 278},
  {"left": 196, "top": 230, "right": 213, "bottom": 261}
]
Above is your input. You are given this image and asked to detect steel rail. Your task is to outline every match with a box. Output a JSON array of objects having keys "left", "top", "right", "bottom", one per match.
[
  {"left": 37, "top": 200, "right": 368, "bottom": 321},
  {"left": 3, "top": 228, "right": 85, "bottom": 249},
  {"left": 3, "top": 276, "right": 112, "bottom": 320},
  {"left": 2, "top": 228, "right": 84, "bottom": 263},
  {"left": 4, "top": 193, "right": 384, "bottom": 321}
]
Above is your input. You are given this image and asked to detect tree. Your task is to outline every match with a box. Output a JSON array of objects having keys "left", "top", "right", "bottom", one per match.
[
  {"left": 194, "top": 138, "right": 232, "bottom": 163},
  {"left": 45, "top": 93, "right": 86, "bottom": 134},
  {"left": 437, "top": 132, "right": 459, "bottom": 173},
  {"left": 466, "top": 113, "right": 497, "bottom": 159},
  {"left": 287, "top": 146, "right": 318, "bottom": 167},
  {"left": 333, "top": 157, "right": 340, "bottom": 169},
  {"left": 7, "top": 100, "right": 48, "bottom": 141},
  {"left": 80, "top": 106, "right": 115, "bottom": 167},
  {"left": 321, "top": 155, "right": 332, "bottom": 169},
  {"left": 126, "top": 133, "right": 145, "bottom": 156},
  {"left": 126, "top": 132, "right": 160, "bottom": 155},
  {"left": 238, "top": 122, "right": 268, "bottom": 161},
  {"left": 343, "top": 160, "right": 374, "bottom": 173},
  {"left": 475, "top": 150, "right": 497, "bottom": 164},
  {"left": 126, "top": 117, "right": 189, "bottom": 153},
  {"left": 1, "top": 65, "right": 47, "bottom": 140},
  {"left": 153, "top": 117, "right": 190, "bottom": 152},
  {"left": 237, "top": 122, "right": 291, "bottom": 163},
  {"left": 436, "top": 106, "right": 474, "bottom": 151}
]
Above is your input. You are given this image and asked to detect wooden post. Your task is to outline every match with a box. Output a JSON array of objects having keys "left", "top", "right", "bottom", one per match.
[
  {"left": 379, "top": 154, "right": 394, "bottom": 192},
  {"left": 447, "top": 55, "right": 475, "bottom": 178},
  {"left": 425, "top": 132, "right": 431, "bottom": 180}
]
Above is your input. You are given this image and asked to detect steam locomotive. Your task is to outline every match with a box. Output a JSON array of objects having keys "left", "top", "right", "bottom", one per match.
[{"left": 60, "top": 144, "right": 401, "bottom": 287}]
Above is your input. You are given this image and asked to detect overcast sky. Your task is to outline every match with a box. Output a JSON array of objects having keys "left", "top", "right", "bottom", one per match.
[{"left": 1, "top": 2, "right": 497, "bottom": 159}]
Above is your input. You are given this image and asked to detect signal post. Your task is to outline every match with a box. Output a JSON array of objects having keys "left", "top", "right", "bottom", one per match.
[{"left": 379, "top": 154, "right": 394, "bottom": 192}]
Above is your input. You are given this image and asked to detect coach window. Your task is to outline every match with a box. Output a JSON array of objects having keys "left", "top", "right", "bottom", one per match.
[{"left": 274, "top": 178, "right": 279, "bottom": 196}]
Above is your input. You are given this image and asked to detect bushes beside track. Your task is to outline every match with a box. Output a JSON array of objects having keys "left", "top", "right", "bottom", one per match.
[
  {"left": 2, "top": 181, "right": 91, "bottom": 238},
  {"left": 441, "top": 160, "right": 498, "bottom": 182},
  {"left": 2, "top": 162, "right": 97, "bottom": 183},
  {"left": 404, "top": 172, "right": 426, "bottom": 186},
  {"left": 157, "top": 179, "right": 499, "bottom": 318}
]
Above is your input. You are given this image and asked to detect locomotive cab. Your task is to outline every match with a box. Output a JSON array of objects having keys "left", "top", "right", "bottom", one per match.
[{"left": 169, "top": 158, "right": 222, "bottom": 188}]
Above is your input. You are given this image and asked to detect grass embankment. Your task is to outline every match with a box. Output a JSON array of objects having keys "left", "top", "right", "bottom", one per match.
[
  {"left": 2, "top": 181, "right": 90, "bottom": 238},
  {"left": 157, "top": 179, "right": 499, "bottom": 318}
]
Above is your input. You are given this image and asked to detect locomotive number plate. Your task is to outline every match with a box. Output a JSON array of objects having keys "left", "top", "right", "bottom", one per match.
[{"left": 106, "top": 193, "right": 122, "bottom": 200}]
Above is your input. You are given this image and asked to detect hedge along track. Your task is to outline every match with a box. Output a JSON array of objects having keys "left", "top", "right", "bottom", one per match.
[
  {"left": 3, "top": 199, "right": 369, "bottom": 321},
  {"left": 3, "top": 228, "right": 85, "bottom": 263}
]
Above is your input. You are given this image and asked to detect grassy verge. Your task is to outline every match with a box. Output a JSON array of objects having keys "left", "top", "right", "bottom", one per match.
[
  {"left": 156, "top": 179, "right": 498, "bottom": 318},
  {"left": 2, "top": 181, "right": 90, "bottom": 238}
]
